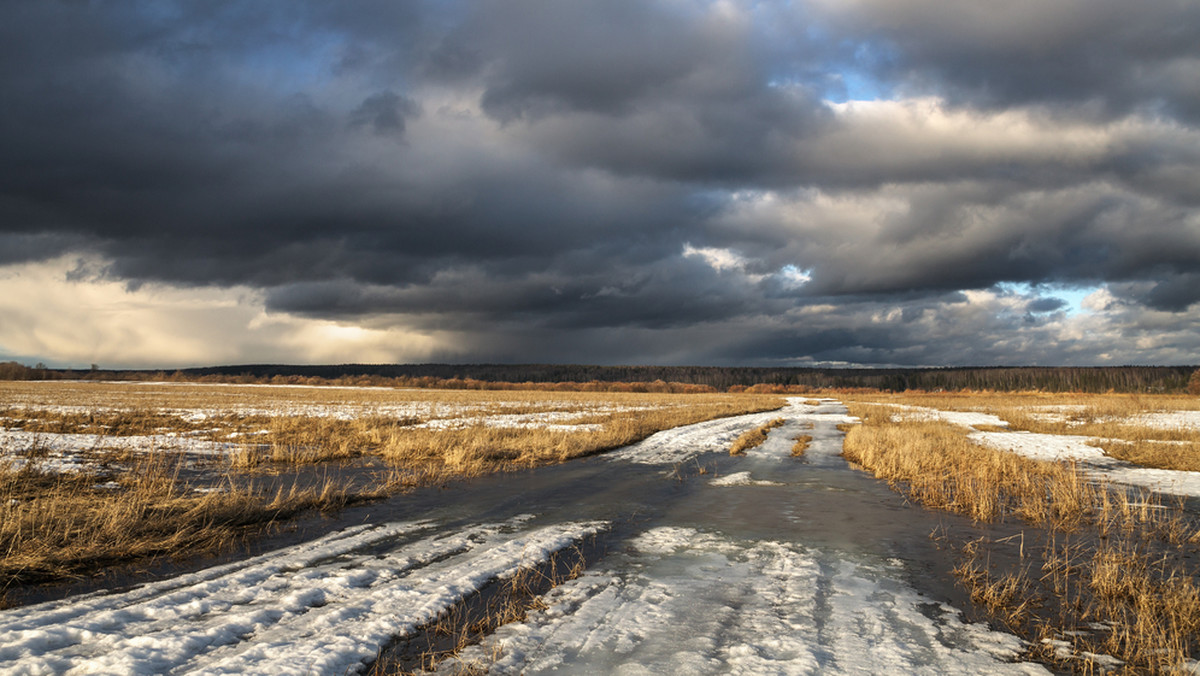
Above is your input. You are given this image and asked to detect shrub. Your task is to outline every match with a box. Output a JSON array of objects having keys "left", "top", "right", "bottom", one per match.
[{"left": 1189, "top": 368, "right": 1200, "bottom": 396}]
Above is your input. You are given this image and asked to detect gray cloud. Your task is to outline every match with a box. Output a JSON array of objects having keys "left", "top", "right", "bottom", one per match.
[{"left": 1, "top": 0, "right": 1198, "bottom": 367}]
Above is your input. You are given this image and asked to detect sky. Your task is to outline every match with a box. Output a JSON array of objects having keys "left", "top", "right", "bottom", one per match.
[{"left": 1, "top": 0, "right": 1199, "bottom": 369}]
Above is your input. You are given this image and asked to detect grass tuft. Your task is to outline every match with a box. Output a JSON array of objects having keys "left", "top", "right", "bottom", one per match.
[{"left": 729, "top": 418, "right": 785, "bottom": 455}]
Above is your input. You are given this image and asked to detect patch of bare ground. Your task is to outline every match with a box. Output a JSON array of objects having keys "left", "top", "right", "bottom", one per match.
[
  {"left": 729, "top": 418, "right": 786, "bottom": 455},
  {"left": 843, "top": 402, "right": 1200, "bottom": 673}
]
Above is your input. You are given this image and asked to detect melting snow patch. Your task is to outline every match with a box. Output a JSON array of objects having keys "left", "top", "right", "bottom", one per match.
[
  {"left": 709, "top": 471, "right": 784, "bottom": 487},
  {"left": 971, "top": 430, "right": 1200, "bottom": 499},
  {"left": 0, "top": 517, "right": 607, "bottom": 675},
  {"left": 608, "top": 398, "right": 855, "bottom": 466},
  {"left": 889, "top": 405, "right": 1009, "bottom": 429},
  {"left": 438, "top": 527, "right": 1048, "bottom": 675}
]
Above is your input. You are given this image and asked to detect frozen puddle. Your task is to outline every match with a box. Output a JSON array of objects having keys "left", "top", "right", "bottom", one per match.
[
  {"left": 438, "top": 527, "right": 1048, "bottom": 675},
  {"left": 0, "top": 517, "right": 606, "bottom": 675}
]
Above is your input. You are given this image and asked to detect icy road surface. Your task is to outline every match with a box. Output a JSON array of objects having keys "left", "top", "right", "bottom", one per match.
[{"left": 0, "top": 399, "right": 1049, "bottom": 675}]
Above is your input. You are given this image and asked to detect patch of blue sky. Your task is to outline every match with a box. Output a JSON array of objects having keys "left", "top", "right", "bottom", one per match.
[{"left": 997, "top": 281, "right": 1102, "bottom": 316}]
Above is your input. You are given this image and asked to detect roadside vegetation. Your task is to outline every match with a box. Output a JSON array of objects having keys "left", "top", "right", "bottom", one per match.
[
  {"left": 0, "top": 457, "right": 388, "bottom": 589},
  {"left": 842, "top": 400, "right": 1200, "bottom": 673}
]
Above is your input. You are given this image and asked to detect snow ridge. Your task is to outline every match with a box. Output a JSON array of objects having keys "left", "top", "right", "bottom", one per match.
[{"left": 0, "top": 518, "right": 607, "bottom": 675}]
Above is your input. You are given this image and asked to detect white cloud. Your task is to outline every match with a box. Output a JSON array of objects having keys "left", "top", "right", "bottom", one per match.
[{"left": 0, "top": 256, "right": 452, "bottom": 368}]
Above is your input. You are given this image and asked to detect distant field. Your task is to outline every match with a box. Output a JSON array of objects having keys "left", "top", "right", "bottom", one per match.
[
  {"left": 845, "top": 391, "right": 1200, "bottom": 471},
  {"left": 0, "top": 381, "right": 783, "bottom": 587}
]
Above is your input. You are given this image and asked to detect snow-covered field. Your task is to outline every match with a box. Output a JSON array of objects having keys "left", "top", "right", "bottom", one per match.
[
  {"left": 0, "top": 398, "right": 1055, "bottom": 675},
  {"left": 0, "top": 429, "right": 239, "bottom": 473},
  {"left": 0, "top": 383, "right": 701, "bottom": 473}
]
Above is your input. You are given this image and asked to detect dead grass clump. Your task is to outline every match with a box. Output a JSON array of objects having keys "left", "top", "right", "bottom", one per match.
[
  {"left": 790, "top": 435, "right": 813, "bottom": 457},
  {"left": 729, "top": 418, "right": 786, "bottom": 455},
  {"left": 1089, "top": 438, "right": 1200, "bottom": 473},
  {"left": 841, "top": 405, "right": 1097, "bottom": 526},
  {"left": 843, "top": 401, "right": 1200, "bottom": 672},
  {"left": 368, "top": 545, "right": 589, "bottom": 675},
  {"left": 0, "top": 458, "right": 377, "bottom": 587},
  {"left": 955, "top": 532, "right": 1200, "bottom": 673},
  {"left": 229, "top": 415, "right": 423, "bottom": 468}
]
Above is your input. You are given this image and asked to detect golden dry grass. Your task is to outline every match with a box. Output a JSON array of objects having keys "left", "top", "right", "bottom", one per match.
[
  {"left": 1088, "top": 438, "right": 1200, "bottom": 473},
  {"left": 790, "top": 435, "right": 813, "bottom": 457},
  {"left": 844, "top": 391, "right": 1200, "bottom": 471},
  {"left": 387, "top": 402, "right": 783, "bottom": 474},
  {"left": 0, "top": 458, "right": 383, "bottom": 587},
  {"left": 842, "top": 401, "right": 1200, "bottom": 673},
  {"left": 2, "top": 381, "right": 784, "bottom": 472},
  {"left": 0, "top": 382, "right": 784, "bottom": 587},
  {"left": 729, "top": 418, "right": 785, "bottom": 455},
  {"left": 842, "top": 404, "right": 1099, "bottom": 527}
]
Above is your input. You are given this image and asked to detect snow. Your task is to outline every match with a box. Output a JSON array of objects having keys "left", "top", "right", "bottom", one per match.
[
  {"left": 967, "top": 430, "right": 1115, "bottom": 466},
  {"left": 1132, "top": 411, "right": 1200, "bottom": 431},
  {"left": 0, "top": 398, "right": 1062, "bottom": 675},
  {"left": 709, "top": 471, "right": 784, "bottom": 487},
  {"left": 436, "top": 527, "right": 1049, "bottom": 675},
  {"left": 0, "top": 517, "right": 606, "bottom": 675},
  {"left": 0, "top": 428, "right": 240, "bottom": 473},
  {"left": 608, "top": 397, "right": 856, "bottom": 466},
  {"left": 889, "top": 405, "right": 1010, "bottom": 429},
  {"left": 871, "top": 402, "right": 1200, "bottom": 499},
  {"left": 971, "top": 429, "right": 1200, "bottom": 498}
]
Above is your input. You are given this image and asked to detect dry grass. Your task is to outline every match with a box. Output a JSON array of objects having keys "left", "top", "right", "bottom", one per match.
[
  {"left": 842, "top": 401, "right": 1200, "bottom": 673},
  {"left": 842, "top": 405, "right": 1099, "bottom": 527},
  {"left": 386, "top": 402, "right": 783, "bottom": 475},
  {"left": 729, "top": 418, "right": 785, "bottom": 455},
  {"left": 844, "top": 391, "right": 1200, "bottom": 471},
  {"left": 2, "top": 381, "right": 784, "bottom": 473},
  {"left": 1088, "top": 438, "right": 1200, "bottom": 473},
  {"left": 956, "top": 532, "right": 1200, "bottom": 673},
  {"left": 790, "top": 435, "right": 813, "bottom": 457},
  {"left": 0, "top": 458, "right": 383, "bottom": 587},
  {"left": 0, "top": 382, "right": 783, "bottom": 587}
]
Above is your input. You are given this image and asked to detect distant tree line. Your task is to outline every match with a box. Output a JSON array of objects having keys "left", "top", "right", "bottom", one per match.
[
  {"left": 177, "top": 363, "right": 1200, "bottom": 393},
  {"left": 3, "top": 360, "right": 1198, "bottom": 394}
]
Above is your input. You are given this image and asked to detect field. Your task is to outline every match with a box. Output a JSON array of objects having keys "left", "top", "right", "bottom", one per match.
[
  {"left": 3, "top": 384, "right": 1200, "bottom": 674},
  {"left": 840, "top": 391, "right": 1200, "bottom": 673},
  {"left": 0, "top": 380, "right": 782, "bottom": 586}
]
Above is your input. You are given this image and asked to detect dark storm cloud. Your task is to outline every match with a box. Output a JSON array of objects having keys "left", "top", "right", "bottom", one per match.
[
  {"left": 813, "top": 0, "right": 1200, "bottom": 121},
  {"left": 349, "top": 91, "right": 420, "bottom": 135},
  {"left": 1, "top": 0, "right": 1198, "bottom": 366}
]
